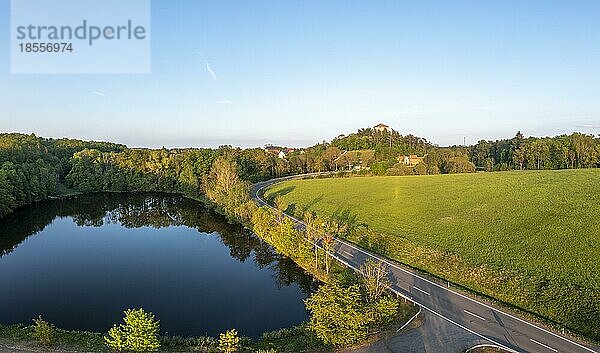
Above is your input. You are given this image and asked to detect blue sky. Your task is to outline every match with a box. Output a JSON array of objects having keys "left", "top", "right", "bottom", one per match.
[{"left": 1, "top": 0, "right": 600, "bottom": 148}]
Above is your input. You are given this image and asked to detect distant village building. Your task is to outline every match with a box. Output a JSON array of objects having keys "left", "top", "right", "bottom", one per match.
[
  {"left": 264, "top": 145, "right": 298, "bottom": 159},
  {"left": 399, "top": 154, "right": 425, "bottom": 166},
  {"left": 264, "top": 145, "right": 280, "bottom": 153},
  {"left": 373, "top": 123, "right": 392, "bottom": 133},
  {"left": 334, "top": 149, "right": 375, "bottom": 170}
]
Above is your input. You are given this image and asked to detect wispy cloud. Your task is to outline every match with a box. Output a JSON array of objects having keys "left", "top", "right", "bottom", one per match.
[
  {"left": 216, "top": 100, "right": 233, "bottom": 105},
  {"left": 205, "top": 62, "right": 218, "bottom": 81},
  {"left": 92, "top": 90, "right": 107, "bottom": 97},
  {"left": 576, "top": 123, "right": 600, "bottom": 129}
]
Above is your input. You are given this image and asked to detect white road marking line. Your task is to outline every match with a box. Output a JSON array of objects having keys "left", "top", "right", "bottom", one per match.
[
  {"left": 413, "top": 286, "right": 430, "bottom": 296},
  {"left": 530, "top": 339, "right": 558, "bottom": 352},
  {"left": 263, "top": 208, "right": 519, "bottom": 353},
  {"left": 464, "top": 309, "right": 486, "bottom": 321},
  {"left": 331, "top": 238, "right": 597, "bottom": 353},
  {"left": 410, "top": 297, "right": 520, "bottom": 353},
  {"left": 255, "top": 177, "right": 598, "bottom": 353},
  {"left": 342, "top": 250, "right": 354, "bottom": 257}
]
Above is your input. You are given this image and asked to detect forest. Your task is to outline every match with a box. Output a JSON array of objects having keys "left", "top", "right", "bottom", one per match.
[
  {"left": 469, "top": 131, "right": 600, "bottom": 171},
  {"left": 0, "top": 133, "right": 124, "bottom": 217}
]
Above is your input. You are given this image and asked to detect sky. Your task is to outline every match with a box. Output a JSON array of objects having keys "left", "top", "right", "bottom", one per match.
[{"left": 1, "top": 0, "right": 600, "bottom": 148}]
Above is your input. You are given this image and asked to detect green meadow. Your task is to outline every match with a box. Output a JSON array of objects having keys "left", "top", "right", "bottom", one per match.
[{"left": 265, "top": 169, "right": 600, "bottom": 340}]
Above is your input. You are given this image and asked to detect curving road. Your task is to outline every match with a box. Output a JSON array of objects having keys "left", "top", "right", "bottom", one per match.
[{"left": 251, "top": 174, "right": 599, "bottom": 353}]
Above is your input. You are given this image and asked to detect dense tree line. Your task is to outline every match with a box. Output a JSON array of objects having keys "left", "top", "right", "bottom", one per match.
[
  {"left": 469, "top": 132, "right": 600, "bottom": 171},
  {"left": 298, "top": 128, "right": 599, "bottom": 175},
  {"left": 63, "top": 145, "right": 301, "bottom": 194},
  {"left": 0, "top": 133, "right": 124, "bottom": 217},
  {"left": 2, "top": 129, "right": 600, "bottom": 219}
]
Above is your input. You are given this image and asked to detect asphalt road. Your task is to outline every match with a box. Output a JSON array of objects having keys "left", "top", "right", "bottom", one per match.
[{"left": 251, "top": 174, "right": 599, "bottom": 353}]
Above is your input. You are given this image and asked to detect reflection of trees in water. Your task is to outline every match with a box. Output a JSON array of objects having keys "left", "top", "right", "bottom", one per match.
[
  {"left": 0, "top": 193, "right": 318, "bottom": 294},
  {"left": 0, "top": 201, "right": 61, "bottom": 257}
]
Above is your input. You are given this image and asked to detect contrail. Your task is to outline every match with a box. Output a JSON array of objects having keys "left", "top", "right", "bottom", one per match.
[{"left": 206, "top": 62, "right": 218, "bottom": 81}]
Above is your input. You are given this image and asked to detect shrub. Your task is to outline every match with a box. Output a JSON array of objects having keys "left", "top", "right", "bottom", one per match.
[
  {"left": 428, "top": 165, "right": 441, "bottom": 174},
  {"left": 385, "top": 167, "right": 403, "bottom": 176},
  {"left": 413, "top": 163, "right": 427, "bottom": 175},
  {"left": 32, "top": 316, "right": 54, "bottom": 347},
  {"left": 370, "top": 161, "right": 388, "bottom": 175},
  {"left": 445, "top": 156, "right": 476, "bottom": 173},
  {"left": 218, "top": 329, "right": 240, "bottom": 353},
  {"left": 105, "top": 308, "right": 160, "bottom": 353},
  {"left": 366, "top": 296, "right": 399, "bottom": 325},
  {"left": 305, "top": 283, "right": 372, "bottom": 346}
]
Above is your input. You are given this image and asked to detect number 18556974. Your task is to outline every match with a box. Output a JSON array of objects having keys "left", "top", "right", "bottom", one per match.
[{"left": 19, "top": 43, "right": 73, "bottom": 53}]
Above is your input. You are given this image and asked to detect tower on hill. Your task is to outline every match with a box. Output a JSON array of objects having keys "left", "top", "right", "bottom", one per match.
[{"left": 373, "top": 123, "right": 392, "bottom": 133}]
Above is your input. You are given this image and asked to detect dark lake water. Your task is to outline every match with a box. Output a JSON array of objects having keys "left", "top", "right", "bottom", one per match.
[{"left": 0, "top": 193, "right": 316, "bottom": 338}]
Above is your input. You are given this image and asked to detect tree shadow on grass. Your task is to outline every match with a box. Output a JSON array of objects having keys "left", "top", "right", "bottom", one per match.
[
  {"left": 298, "top": 195, "right": 324, "bottom": 215},
  {"left": 267, "top": 185, "right": 296, "bottom": 202},
  {"left": 331, "top": 207, "right": 360, "bottom": 229}
]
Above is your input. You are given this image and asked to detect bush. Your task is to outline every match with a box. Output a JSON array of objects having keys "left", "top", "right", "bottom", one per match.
[
  {"left": 333, "top": 268, "right": 360, "bottom": 287},
  {"left": 413, "top": 163, "right": 427, "bottom": 175},
  {"left": 445, "top": 156, "right": 476, "bottom": 173},
  {"left": 370, "top": 161, "right": 388, "bottom": 176},
  {"left": 385, "top": 167, "right": 404, "bottom": 176},
  {"left": 366, "top": 296, "right": 399, "bottom": 325},
  {"left": 305, "top": 283, "right": 372, "bottom": 346},
  {"left": 32, "top": 316, "right": 54, "bottom": 347},
  {"left": 218, "top": 329, "right": 240, "bottom": 353},
  {"left": 105, "top": 308, "right": 160, "bottom": 353},
  {"left": 428, "top": 165, "right": 441, "bottom": 174}
]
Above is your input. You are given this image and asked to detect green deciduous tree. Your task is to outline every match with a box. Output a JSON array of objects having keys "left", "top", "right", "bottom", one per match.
[
  {"left": 305, "top": 283, "right": 372, "bottom": 346},
  {"left": 365, "top": 295, "right": 398, "bottom": 325},
  {"left": 105, "top": 308, "right": 160, "bottom": 353}
]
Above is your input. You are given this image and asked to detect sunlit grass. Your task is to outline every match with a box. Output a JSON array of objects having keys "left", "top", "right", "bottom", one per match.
[{"left": 265, "top": 169, "right": 600, "bottom": 339}]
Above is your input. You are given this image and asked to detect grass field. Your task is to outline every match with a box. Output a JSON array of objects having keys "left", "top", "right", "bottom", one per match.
[{"left": 264, "top": 169, "right": 600, "bottom": 340}]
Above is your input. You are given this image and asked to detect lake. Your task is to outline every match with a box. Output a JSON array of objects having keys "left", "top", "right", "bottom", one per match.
[{"left": 0, "top": 193, "right": 316, "bottom": 338}]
